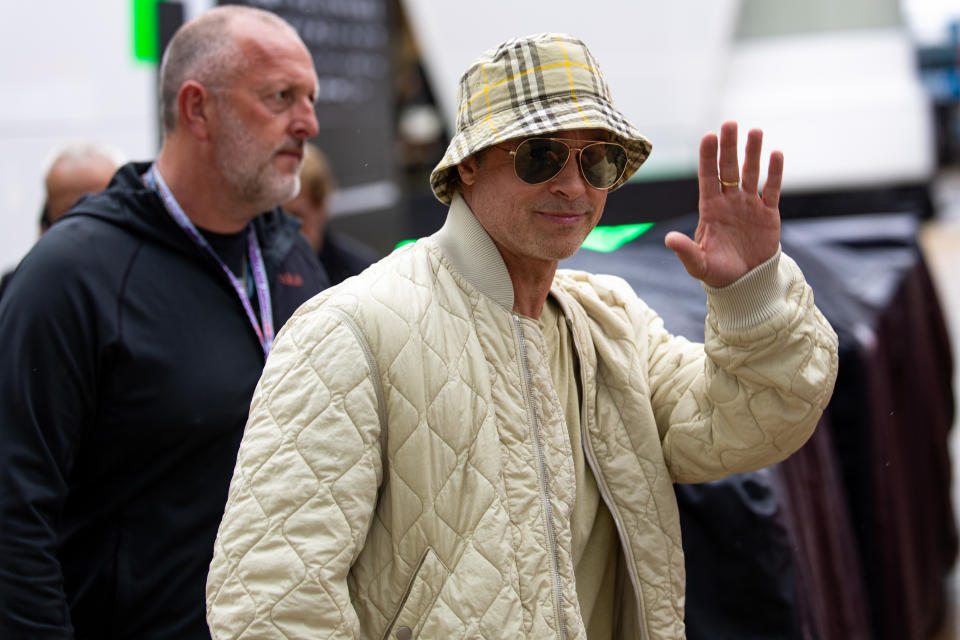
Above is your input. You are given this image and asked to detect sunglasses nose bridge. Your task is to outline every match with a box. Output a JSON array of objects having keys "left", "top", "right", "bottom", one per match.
[
  {"left": 546, "top": 143, "right": 590, "bottom": 189},
  {"left": 568, "top": 144, "right": 595, "bottom": 186},
  {"left": 558, "top": 143, "right": 580, "bottom": 178}
]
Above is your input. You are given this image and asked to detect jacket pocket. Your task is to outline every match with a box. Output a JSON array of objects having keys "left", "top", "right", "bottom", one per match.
[{"left": 383, "top": 547, "right": 450, "bottom": 640}]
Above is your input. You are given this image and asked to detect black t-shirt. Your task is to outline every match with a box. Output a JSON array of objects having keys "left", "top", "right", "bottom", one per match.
[{"left": 198, "top": 227, "right": 247, "bottom": 277}]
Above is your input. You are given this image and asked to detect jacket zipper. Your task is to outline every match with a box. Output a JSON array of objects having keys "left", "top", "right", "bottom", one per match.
[
  {"left": 514, "top": 314, "right": 567, "bottom": 640},
  {"left": 565, "top": 315, "right": 647, "bottom": 640},
  {"left": 581, "top": 424, "right": 647, "bottom": 640}
]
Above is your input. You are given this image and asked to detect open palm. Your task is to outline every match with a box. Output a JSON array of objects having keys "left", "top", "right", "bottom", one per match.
[{"left": 665, "top": 121, "right": 782, "bottom": 288}]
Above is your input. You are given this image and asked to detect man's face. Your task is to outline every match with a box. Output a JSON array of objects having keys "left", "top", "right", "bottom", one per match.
[
  {"left": 459, "top": 129, "right": 609, "bottom": 271},
  {"left": 210, "top": 23, "right": 319, "bottom": 211}
]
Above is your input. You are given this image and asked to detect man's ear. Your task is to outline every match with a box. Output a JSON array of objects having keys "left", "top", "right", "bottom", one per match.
[
  {"left": 457, "top": 155, "right": 479, "bottom": 186},
  {"left": 176, "top": 81, "right": 213, "bottom": 140}
]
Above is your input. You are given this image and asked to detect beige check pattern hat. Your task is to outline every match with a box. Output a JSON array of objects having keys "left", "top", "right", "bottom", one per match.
[{"left": 429, "top": 33, "right": 652, "bottom": 204}]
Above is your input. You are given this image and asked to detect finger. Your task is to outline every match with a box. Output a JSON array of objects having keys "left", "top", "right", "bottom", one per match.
[
  {"left": 741, "top": 128, "right": 763, "bottom": 195},
  {"left": 718, "top": 121, "right": 739, "bottom": 190},
  {"left": 698, "top": 132, "right": 720, "bottom": 198},
  {"left": 761, "top": 150, "right": 784, "bottom": 209},
  {"left": 664, "top": 231, "right": 706, "bottom": 280}
]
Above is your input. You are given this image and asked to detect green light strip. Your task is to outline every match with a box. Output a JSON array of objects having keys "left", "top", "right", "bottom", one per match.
[
  {"left": 580, "top": 223, "right": 654, "bottom": 252},
  {"left": 393, "top": 222, "right": 654, "bottom": 252},
  {"left": 133, "top": 0, "right": 160, "bottom": 63}
]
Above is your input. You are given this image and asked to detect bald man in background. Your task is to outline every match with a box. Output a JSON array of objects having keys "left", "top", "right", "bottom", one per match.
[
  {"left": 0, "top": 145, "right": 121, "bottom": 300},
  {"left": 41, "top": 144, "right": 122, "bottom": 232}
]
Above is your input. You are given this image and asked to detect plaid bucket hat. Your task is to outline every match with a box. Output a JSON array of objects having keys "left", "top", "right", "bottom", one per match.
[{"left": 429, "top": 32, "right": 652, "bottom": 204}]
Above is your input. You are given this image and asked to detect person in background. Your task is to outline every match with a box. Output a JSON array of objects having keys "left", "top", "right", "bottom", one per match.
[
  {"left": 41, "top": 144, "right": 123, "bottom": 232},
  {"left": 0, "top": 144, "right": 121, "bottom": 299},
  {"left": 206, "top": 33, "right": 838, "bottom": 639},
  {"left": 283, "top": 141, "right": 379, "bottom": 284},
  {"left": 0, "top": 6, "right": 327, "bottom": 638}
]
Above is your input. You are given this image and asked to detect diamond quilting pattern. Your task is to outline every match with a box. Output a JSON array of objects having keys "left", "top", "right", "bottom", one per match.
[{"left": 207, "top": 241, "right": 838, "bottom": 640}]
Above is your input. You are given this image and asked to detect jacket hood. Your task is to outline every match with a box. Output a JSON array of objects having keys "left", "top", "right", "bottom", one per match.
[{"left": 60, "top": 161, "right": 303, "bottom": 264}]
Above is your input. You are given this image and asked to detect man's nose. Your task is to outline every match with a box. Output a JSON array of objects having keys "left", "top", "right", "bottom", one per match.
[
  {"left": 548, "top": 149, "right": 588, "bottom": 199},
  {"left": 290, "top": 97, "right": 319, "bottom": 140}
]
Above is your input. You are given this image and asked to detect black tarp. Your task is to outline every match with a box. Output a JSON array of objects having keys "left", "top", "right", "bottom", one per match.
[{"left": 562, "top": 212, "right": 957, "bottom": 639}]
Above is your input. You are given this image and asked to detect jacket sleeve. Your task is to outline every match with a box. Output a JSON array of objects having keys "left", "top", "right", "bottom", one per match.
[
  {"left": 645, "top": 249, "right": 839, "bottom": 482},
  {"left": 0, "top": 243, "right": 101, "bottom": 638},
  {"left": 206, "top": 304, "right": 384, "bottom": 639}
]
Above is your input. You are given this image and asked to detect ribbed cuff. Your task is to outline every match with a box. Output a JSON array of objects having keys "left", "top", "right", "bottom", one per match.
[{"left": 702, "top": 247, "right": 792, "bottom": 331}]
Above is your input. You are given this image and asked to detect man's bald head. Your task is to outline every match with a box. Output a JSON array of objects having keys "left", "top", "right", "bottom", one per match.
[
  {"left": 158, "top": 5, "right": 301, "bottom": 133},
  {"left": 43, "top": 144, "right": 122, "bottom": 229}
]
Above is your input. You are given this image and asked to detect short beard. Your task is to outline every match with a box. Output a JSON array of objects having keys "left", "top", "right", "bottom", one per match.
[{"left": 214, "top": 103, "right": 301, "bottom": 212}]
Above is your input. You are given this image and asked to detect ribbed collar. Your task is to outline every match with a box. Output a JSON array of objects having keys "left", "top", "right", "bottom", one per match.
[{"left": 431, "top": 192, "right": 515, "bottom": 310}]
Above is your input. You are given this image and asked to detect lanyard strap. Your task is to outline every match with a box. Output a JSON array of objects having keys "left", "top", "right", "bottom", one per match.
[{"left": 145, "top": 165, "right": 274, "bottom": 357}]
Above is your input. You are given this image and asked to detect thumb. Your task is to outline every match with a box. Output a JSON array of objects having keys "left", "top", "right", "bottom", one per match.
[{"left": 664, "top": 231, "right": 706, "bottom": 280}]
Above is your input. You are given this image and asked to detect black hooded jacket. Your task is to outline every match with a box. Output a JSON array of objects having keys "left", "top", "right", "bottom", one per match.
[{"left": 0, "top": 162, "right": 329, "bottom": 639}]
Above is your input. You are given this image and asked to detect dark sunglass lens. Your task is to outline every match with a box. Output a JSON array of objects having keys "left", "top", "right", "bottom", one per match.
[
  {"left": 514, "top": 139, "right": 569, "bottom": 184},
  {"left": 580, "top": 142, "right": 627, "bottom": 189}
]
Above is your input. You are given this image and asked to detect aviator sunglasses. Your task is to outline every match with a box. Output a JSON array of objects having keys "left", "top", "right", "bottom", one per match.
[{"left": 495, "top": 137, "right": 629, "bottom": 190}]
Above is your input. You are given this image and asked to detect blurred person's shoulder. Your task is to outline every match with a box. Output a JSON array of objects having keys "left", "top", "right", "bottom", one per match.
[{"left": 320, "top": 230, "right": 380, "bottom": 285}]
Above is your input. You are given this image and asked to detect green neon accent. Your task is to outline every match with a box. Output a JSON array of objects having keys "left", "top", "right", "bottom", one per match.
[
  {"left": 393, "top": 223, "right": 654, "bottom": 254},
  {"left": 133, "top": 0, "right": 161, "bottom": 63},
  {"left": 581, "top": 223, "right": 654, "bottom": 252}
]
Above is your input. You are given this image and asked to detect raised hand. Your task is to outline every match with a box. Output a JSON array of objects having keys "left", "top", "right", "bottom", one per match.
[{"left": 664, "top": 121, "right": 782, "bottom": 288}]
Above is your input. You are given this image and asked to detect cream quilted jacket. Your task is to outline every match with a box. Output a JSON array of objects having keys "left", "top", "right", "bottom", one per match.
[{"left": 206, "top": 195, "right": 838, "bottom": 640}]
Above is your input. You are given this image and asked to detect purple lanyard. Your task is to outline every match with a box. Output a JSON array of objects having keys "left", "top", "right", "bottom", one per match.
[{"left": 145, "top": 165, "right": 274, "bottom": 357}]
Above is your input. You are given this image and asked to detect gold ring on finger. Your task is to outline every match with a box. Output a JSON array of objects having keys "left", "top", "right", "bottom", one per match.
[{"left": 719, "top": 178, "right": 739, "bottom": 188}]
